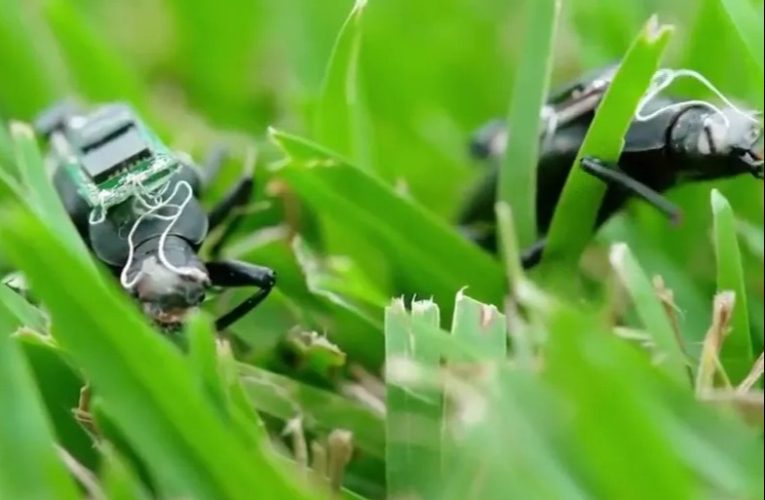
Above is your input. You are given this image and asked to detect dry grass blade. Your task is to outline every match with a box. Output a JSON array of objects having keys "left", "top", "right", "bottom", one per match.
[
  {"left": 695, "top": 291, "right": 736, "bottom": 396},
  {"left": 736, "top": 353, "right": 764, "bottom": 394},
  {"left": 698, "top": 390, "right": 764, "bottom": 428}
]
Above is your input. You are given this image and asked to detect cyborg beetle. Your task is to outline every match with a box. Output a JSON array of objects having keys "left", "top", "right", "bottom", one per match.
[
  {"left": 33, "top": 101, "right": 276, "bottom": 332},
  {"left": 460, "top": 64, "right": 764, "bottom": 267}
]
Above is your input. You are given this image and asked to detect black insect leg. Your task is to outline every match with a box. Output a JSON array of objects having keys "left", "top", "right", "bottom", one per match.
[
  {"left": 520, "top": 238, "right": 547, "bottom": 270},
  {"left": 201, "top": 145, "right": 229, "bottom": 188},
  {"left": 580, "top": 157, "right": 682, "bottom": 223},
  {"left": 206, "top": 260, "right": 276, "bottom": 331},
  {"left": 207, "top": 175, "right": 254, "bottom": 258}
]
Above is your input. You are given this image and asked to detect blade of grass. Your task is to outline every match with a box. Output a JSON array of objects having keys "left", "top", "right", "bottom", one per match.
[
  {"left": 542, "top": 17, "right": 673, "bottom": 277},
  {"left": 450, "top": 289, "right": 506, "bottom": 360},
  {"left": 15, "top": 331, "right": 99, "bottom": 470},
  {"left": 498, "top": 0, "right": 561, "bottom": 248},
  {"left": 609, "top": 243, "right": 689, "bottom": 384},
  {"left": 292, "top": 236, "right": 384, "bottom": 365},
  {"left": 270, "top": 129, "right": 505, "bottom": 312},
  {"left": 0, "top": 205, "right": 314, "bottom": 500},
  {"left": 384, "top": 298, "right": 444, "bottom": 498},
  {"left": 711, "top": 189, "right": 753, "bottom": 383},
  {"left": 0, "top": 283, "right": 46, "bottom": 331},
  {"left": 314, "top": 0, "right": 371, "bottom": 169},
  {"left": 0, "top": 302, "right": 80, "bottom": 500},
  {"left": 10, "top": 122, "right": 90, "bottom": 258},
  {"left": 495, "top": 202, "right": 525, "bottom": 291},
  {"left": 238, "top": 363, "right": 384, "bottom": 458},
  {"left": 717, "top": 0, "right": 765, "bottom": 72},
  {"left": 441, "top": 291, "right": 507, "bottom": 497}
]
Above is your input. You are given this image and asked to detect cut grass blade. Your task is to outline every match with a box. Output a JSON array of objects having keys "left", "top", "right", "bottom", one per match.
[
  {"left": 498, "top": 0, "right": 561, "bottom": 248},
  {"left": 270, "top": 129, "right": 505, "bottom": 312},
  {"left": 0, "top": 205, "right": 314, "bottom": 500},
  {"left": 384, "top": 298, "right": 443, "bottom": 498},
  {"left": 717, "top": 0, "right": 765, "bottom": 72},
  {"left": 610, "top": 243, "right": 689, "bottom": 384},
  {"left": 314, "top": 0, "right": 371, "bottom": 169},
  {"left": 711, "top": 189, "right": 753, "bottom": 383},
  {"left": 542, "top": 17, "right": 673, "bottom": 275},
  {"left": 238, "top": 363, "right": 384, "bottom": 458},
  {"left": 450, "top": 289, "right": 506, "bottom": 360},
  {"left": 0, "top": 302, "right": 80, "bottom": 500}
]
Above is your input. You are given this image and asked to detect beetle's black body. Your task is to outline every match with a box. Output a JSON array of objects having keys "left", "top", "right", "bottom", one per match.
[
  {"left": 461, "top": 65, "right": 764, "bottom": 266},
  {"left": 35, "top": 101, "right": 276, "bottom": 332}
]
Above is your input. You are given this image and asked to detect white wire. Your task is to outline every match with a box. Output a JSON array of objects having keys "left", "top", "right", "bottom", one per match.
[
  {"left": 118, "top": 180, "right": 195, "bottom": 289},
  {"left": 635, "top": 68, "right": 760, "bottom": 130}
]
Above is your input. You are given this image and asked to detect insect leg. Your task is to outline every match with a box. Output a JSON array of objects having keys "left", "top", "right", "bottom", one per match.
[
  {"left": 201, "top": 144, "right": 229, "bottom": 188},
  {"left": 520, "top": 238, "right": 547, "bottom": 270},
  {"left": 206, "top": 175, "right": 255, "bottom": 258},
  {"left": 580, "top": 157, "right": 682, "bottom": 223},
  {"left": 206, "top": 260, "right": 276, "bottom": 331}
]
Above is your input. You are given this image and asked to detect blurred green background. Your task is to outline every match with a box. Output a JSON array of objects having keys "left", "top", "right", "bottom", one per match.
[
  {"left": 1, "top": 1, "right": 764, "bottom": 498},
  {"left": 2, "top": 0, "right": 762, "bottom": 344}
]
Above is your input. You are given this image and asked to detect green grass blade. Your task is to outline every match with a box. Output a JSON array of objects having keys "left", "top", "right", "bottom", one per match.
[
  {"left": 609, "top": 243, "right": 689, "bottom": 384},
  {"left": 0, "top": 303, "right": 80, "bottom": 500},
  {"left": 238, "top": 363, "right": 384, "bottom": 458},
  {"left": 10, "top": 123, "right": 88, "bottom": 257},
  {"left": 717, "top": 0, "right": 764, "bottom": 71},
  {"left": 711, "top": 189, "right": 753, "bottom": 383},
  {"left": 0, "top": 283, "right": 46, "bottom": 331},
  {"left": 15, "top": 331, "right": 99, "bottom": 471},
  {"left": 314, "top": 0, "right": 371, "bottom": 168},
  {"left": 270, "top": 129, "right": 505, "bottom": 311},
  {"left": 543, "top": 17, "right": 673, "bottom": 274},
  {"left": 0, "top": 205, "right": 314, "bottom": 500},
  {"left": 385, "top": 298, "right": 443, "bottom": 498},
  {"left": 100, "top": 444, "right": 153, "bottom": 500},
  {"left": 498, "top": 0, "right": 561, "bottom": 248},
  {"left": 450, "top": 289, "right": 506, "bottom": 360},
  {"left": 292, "top": 235, "right": 384, "bottom": 365}
]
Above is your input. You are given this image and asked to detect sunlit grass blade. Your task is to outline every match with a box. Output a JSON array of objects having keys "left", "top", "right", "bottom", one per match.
[
  {"left": 238, "top": 363, "right": 384, "bottom": 458},
  {"left": 717, "top": 0, "right": 764, "bottom": 72},
  {"left": 384, "top": 298, "right": 443, "bottom": 497},
  {"left": 711, "top": 189, "right": 753, "bottom": 383},
  {"left": 609, "top": 243, "right": 689, "bottom": 384},
  {"left": 0, "top": 205, "right": 314, "bottom": 500},
  {"left": 0, "top": 302, "right": 80, "bottom": 500},
  {"left": 270, "top": 129, "right": 505, "bottom": 312},
  {"left": 314, "top": 0, "right": 371, "bottom": 168},
  {"left": 498, "top": 0, "right": 561, "bottom": 248},
  {"left": 542, "top": 17, "right": 673, "bottom": 276}
]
